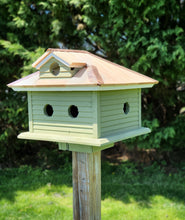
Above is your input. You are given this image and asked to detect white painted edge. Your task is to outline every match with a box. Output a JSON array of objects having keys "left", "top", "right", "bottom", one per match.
[
  {"left": 138, "top": 88, "right": 141, "bottom": 127},
  {"left": 99, "top": 127, "right": 151, "bottom": 146},
  {"left": 18, "top": 127, "right": 151, "bottom": 147},
  {"left": 27, "top": 92, "right": 33, "bottom": 132},
  {"left": 11, "top": 84, "right": 155, "bottom": 92},
  {"left": 36, "top": 53, "right": 70, "bottom": 69}
]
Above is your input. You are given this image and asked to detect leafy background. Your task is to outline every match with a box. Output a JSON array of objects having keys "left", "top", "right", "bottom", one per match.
[{"left": 1, "top": 0, "right": 185, "bottom": 167}]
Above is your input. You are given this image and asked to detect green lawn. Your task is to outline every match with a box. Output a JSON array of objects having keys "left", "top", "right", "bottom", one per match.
[{"left": 0, "top": 161, "right": 185, "bottom": 220}]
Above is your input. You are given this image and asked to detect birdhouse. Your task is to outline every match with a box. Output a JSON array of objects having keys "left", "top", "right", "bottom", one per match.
[{"left": 8, "top": 49, "right": 158, "bottom": 153}]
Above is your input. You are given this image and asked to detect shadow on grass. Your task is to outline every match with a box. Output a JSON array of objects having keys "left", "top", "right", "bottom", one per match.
[
  {"left": 0, "top": 164, "right": 73, "bottom": 203},
  {"left": 101, "top": 161, "right": 185, "bottom": 208},
  {"left": 0, "top": 161, "right": 185, "bottom": 208}
]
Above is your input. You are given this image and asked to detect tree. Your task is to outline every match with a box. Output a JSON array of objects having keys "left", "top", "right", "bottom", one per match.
[
  {"left": 1, "top": 0, "right": 185, "bottom": 165},
  {"left": 70, "top": 0, "right": 185, "bottom": 151}
]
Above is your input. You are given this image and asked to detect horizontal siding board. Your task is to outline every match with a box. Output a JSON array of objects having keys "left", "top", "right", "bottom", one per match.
[
  {"left": 101, "top": 112, "right": 138, "bottom": 119},
  {"left": 33, "top": 122, "right": 92, "bottom": 129},
  {"left": 102, "top": 125, "right": 139, "bottom": 137},
  {"left": 101, "top": 116, "right": 138, "bottom": 128},
  {"left": 101, "top": 105, "right": 139, "bottom": 113},
  {"left": 33, "top": 115, "right": 93, "bottom": 123},
  {"left": 101, "top": 114, "right": 137, "bottom": 123},
  {"left": 101, "top": 94, "right": 137, "bottom": 101},
  {"left": 101, "top": 96, "right": 137, "bottom": 102},
  {"left": 101, "top": 93, "right": 138, "bottom": 100},
  {"left": 33, "top": 125, "right": 93, "bottom": 134},
  {"left": 101, "top": 110, "right": 138, "bottom": 118},
  {"left": 100, "top": 98, "right": 138, "bottom": 107},
  {"left": 32, "top": 100, "right": 92, "bottom": 107},
  {"left": 100, "top": 89, "right": 137, "bottom": 97},
  {"left": 33, "top": 95, "right": 90, "bottom": 102},
  {"left": 33, "top": 129, "right": 93, "bottom": 138},
  {"left": 32, "top": 105, "right": 92, "bottom": 113},
  {"left": 41, "top": 70, "right": 69, "bottom": 73},
  {"left": 101, "top": 102, "right": 138, "bottom": 112},
  {"left": 100, "top": 89, "right": 140, "bottom": 137},
  {"left": 41, "top": 66, "right": 69, "bottom": 72},
  {"left": 101, "top": 121, "right": 138, "bottom": 133},
  {"left": 33, "top": 91, "right": 91, "bottom": 98},
  {"left": 32, "top": 110, "right": 92, "bottom": 118},
  {"left": 33, "top": 116, "right": 92, "bottom": 123},
  {"left": 31, "top": 91, "right": 94, "bottom": 137},
  {"left": 101, "top": 106, "right": 138, "bottom": 114}
]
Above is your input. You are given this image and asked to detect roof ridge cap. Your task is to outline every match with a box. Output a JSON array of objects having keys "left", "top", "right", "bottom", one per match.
[{"left": 87, "top": 65, "right": 104, "bottom": 86}]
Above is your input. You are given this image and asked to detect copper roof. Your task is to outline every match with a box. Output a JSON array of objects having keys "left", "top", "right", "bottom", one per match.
[{"left": 8, "top": 48, "right": 158, "bottom": 90}]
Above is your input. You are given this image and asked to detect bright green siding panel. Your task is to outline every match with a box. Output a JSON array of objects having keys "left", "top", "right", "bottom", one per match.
[
  {"left": 29, "top": 91, "right": 94, "bottom": 138},
  {"left": 100, "top": 89, "right": 141, "bottom": 137}
]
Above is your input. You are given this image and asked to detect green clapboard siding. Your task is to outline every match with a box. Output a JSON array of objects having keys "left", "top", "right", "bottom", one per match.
[
  {"left": 27, "top": 89, "right": 142, "bottom": 143},
  {"left": 100, "top": 89, "right": 140, "bottom": 137},
  {"left": 30, "top": 91, "right": 94, "bottom": 138}
]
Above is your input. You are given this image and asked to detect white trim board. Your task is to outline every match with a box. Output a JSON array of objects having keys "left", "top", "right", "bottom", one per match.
[
  {"left": 18, "top": 127, "right": 151, "bottom": 147},
  {"left": 36, "top": 53, "right": 70, "bottom": 69},
  {"left": 11, "top": 84, "right": 155, "bottom": 92}
]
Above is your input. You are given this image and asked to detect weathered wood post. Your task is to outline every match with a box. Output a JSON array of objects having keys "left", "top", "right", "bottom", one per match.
[
  {"left": 8, "top": 48, "right": 158, "bottom": 219},
  {"left": 73, "top": 151, "right": 101, "bottom": 220}
]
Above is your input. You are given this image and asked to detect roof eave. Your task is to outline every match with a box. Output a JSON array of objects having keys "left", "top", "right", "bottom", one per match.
[{"left": 8, "top": 82, "right": 157, "bottom": 92}]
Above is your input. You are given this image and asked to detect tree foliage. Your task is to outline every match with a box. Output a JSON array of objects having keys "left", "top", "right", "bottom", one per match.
[{"left": 1, "top": 0, "right": 185, "bottom": 165}]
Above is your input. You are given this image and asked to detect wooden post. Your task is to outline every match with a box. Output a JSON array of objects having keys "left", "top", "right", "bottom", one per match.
[{"left": 72, "top": 151, "right": 101, "bottom": 220}]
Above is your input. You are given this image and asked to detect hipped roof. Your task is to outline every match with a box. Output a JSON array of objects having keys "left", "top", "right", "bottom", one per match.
[{"left": 8, "top": 48, "right": 158, "bottom": 91}]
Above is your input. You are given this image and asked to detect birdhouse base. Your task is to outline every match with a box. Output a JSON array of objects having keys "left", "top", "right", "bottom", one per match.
[{"left": 18, "top": 127, "right": 150, "bottom": 153}]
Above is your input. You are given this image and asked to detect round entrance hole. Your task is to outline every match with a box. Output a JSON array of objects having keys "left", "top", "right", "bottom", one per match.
[
  {"left": 68, "top": 105, "right": 79, "bottom": 118},
  {"left": 123, "top": 102, "right": 129, "bottom": 114},
  {"left": 50, "top": 62, "right": 60, "bottom": 76},
  {"left": 44, "top": 104, "right": 54, "bottom": 117}
]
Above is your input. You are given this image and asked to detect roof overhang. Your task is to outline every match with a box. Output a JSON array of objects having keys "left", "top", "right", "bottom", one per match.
[
  {"left": 8, "top": 83, "right": 156, "bottom": 92},
  {"left": 18, "top": 127, "right": 151, "bottom": 147},
  {"left": 8, "top": 48, "right": 159, "bottom": 91}
]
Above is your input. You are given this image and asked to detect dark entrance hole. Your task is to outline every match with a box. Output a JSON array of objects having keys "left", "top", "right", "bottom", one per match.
[
  {"left": 68, "top": 105, "right": 79, "bottom": 118},
  {"left": 123, "top": 102, "right": 129, "bottom": 114},
  {"left": 44, "top": 104, "right": 54, "bottom": 117},
  {"left": 50, "top": 62, "right": 60, "bottom": 76}
]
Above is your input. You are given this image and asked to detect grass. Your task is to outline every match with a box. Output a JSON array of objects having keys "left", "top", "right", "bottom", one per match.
[{"left": 0, "top": 161, "right": 185, "bottom": 220}]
